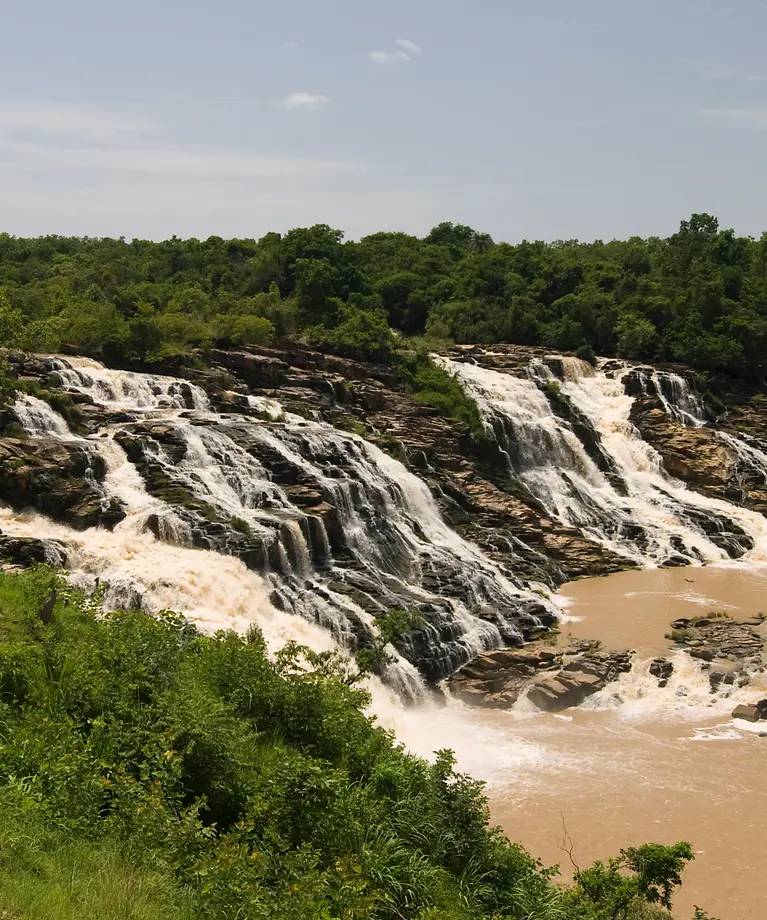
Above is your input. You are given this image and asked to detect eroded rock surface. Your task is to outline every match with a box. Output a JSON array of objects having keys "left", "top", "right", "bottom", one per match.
[
  {"left": 448, "top": 643, "right": 633, "bottom": 711},
  {"left": 0, "top": 438, "right": 124, "bottom": 530}
]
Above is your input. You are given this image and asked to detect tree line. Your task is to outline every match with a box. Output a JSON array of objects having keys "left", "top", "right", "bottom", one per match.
[{"left": 0, "top": 213, "right": 765, "bottom": 378}]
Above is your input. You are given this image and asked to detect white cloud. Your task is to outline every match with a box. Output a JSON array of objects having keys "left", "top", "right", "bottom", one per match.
[
  {"left": 702, "top": 106, "right": 767, "bottom": 128},
  {"left": 281, "top": 92, "right": 330, "bottom": 110},
  {"left": 396, "top": 39, "right": 422, "bottom": 55},
  {"left": 370, "top": 40, "right": 422, "bottom": 65},
  {"left": 708, "top": 67, "right": 737, "bottom": 78},
  {"left": 284, "top": 40, "right": 298, "bottom": 50},
  {"left": 0, "top": 102, "right": 151, "bottom": 140},
  {"left": 369, "top": 49, "right": 411, "bottom": 65}
]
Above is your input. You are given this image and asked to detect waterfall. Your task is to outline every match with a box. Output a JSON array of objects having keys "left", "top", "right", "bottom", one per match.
[
  {"left": 12, "top": 394, "right": 73, "bottom": 440},
  {"left": 637, "top": 368, "right": 767, "bottom": 491},
  {"left": 5, "top": 357, "right": 558, "bottom": 690},
  {"left": 646, "top": 369, "right": 707, "bottom": 427},
  {"left": 50, "top": 356, "right": 211, "bottom": 412},
  {"left": 439, "top": 355, "right": 767, "bottom": 566}
]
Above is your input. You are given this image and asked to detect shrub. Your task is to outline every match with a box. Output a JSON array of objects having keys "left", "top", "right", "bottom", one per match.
[{"left": 398, "top": 350, "right": 488, "bottom": 444}]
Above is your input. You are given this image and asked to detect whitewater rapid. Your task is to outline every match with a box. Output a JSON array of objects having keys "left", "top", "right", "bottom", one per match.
[{"left": 439, "top": 354, "right": 767, "bottom": 567}]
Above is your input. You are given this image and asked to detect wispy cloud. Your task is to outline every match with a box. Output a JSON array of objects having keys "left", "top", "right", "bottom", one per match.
[
  {"left": 369, "top": 50, "right": 405, "bottom": 65},
  {"left": 369, "top": 40, "right": 422, "bottom": 65},
  {"left": 396, "top": 39, "right": 422, "bottom": 55},
  {"left": 281, "top": 92, "right": 330, "bottom": 110},
  {"left": 702, "top": 105, "right": 767, "bottom": 128},
  {"left": 708, "top": 67, "right": 738, "bottom": 78},
  {"left": 284, "top": 40, "right": 299, "bottom": 50},
  {"left": 0, "top": 102, "right": 151, "bottom": 140}
]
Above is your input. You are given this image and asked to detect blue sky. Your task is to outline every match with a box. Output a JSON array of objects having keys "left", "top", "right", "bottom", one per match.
[{"left": 1, "top": 0, "right": 766, "bottom": 242}]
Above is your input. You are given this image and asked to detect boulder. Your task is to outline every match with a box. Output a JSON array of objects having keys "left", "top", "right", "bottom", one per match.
[
  {"left": 732, "top": 702, "right": 767, "bottom": 722},
  {"left": 649, "top": 657, "right": 674, "bottom": 687},
  {"left": 527, "top": 671, "right": 603, "bottom": 712}
]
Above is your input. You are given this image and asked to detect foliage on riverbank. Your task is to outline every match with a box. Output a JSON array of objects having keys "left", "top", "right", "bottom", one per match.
[
  {"left": 1, "top": 214, "right": 766, "bottom": 378},
  {"left": 0, "top": 566, "right": 712, "bottom": 919}
]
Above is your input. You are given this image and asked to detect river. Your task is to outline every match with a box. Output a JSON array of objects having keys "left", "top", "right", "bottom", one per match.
[{"left": 471, "top": 567, "right": 767, "bottom": 919}]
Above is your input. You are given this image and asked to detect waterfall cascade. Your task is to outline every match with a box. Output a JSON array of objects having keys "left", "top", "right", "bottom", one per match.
[
  {"left": 438, "top": 355, "right": 767, "bottom": 567},
  {"left": 634, "top": 366, "right": 767, "bottom": 491},
  {"left": 4, "top": 350, "right": 767, "bottom": 702},
  {"left": 4, "top": 356, "right": 556, "bottom": 692}
]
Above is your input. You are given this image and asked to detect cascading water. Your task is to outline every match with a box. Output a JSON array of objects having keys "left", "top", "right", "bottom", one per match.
[
  {"left": 643, "top": 368, "right": 708, "bottom": 428},
  {"left": 439, "top": 354, "right": 767, "bottom": 566},
  {"left": 4, "top": 356, "right": 557, "bottom": 692},
  {"left": 635, "top": 367, "right": 767, "bottom": 492}
]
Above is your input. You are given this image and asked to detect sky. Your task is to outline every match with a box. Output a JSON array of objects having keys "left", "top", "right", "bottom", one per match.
[{"left": 1, "top": 0, "right": 766, "bottom": 243}]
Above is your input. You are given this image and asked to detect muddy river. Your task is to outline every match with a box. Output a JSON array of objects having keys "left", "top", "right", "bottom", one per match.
[{"left": 383, "top": 564, "right": 767, "bottom": 919}]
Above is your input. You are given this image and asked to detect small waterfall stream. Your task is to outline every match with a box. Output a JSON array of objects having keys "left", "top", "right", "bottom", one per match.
[{"left": 636, "top": 366, "right": 767, "bottom": 489}]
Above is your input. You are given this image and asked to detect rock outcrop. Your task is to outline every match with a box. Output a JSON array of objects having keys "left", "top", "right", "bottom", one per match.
[
  {"left": 0, "top": 534, "right": 68, "bottom": 567},
  {"left": 448, "top": 643, "right": 633, "bottom": 711},
  {"left": 669, "top": 615, "right": 766, "bottom": 691},
  {"left": 0, "top": 438, "right": 124, "bottom": 530}
]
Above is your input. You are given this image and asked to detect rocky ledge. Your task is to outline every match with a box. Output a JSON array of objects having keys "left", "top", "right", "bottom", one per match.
[
  {"left": 664, "top": 615, "right": 767, "bottom": 691},
  {"left": 448, "top": 643, "right": 633, "bottom": 711},
  {"left": 0, "top": 438, "right": 125, "bottom": 531}
]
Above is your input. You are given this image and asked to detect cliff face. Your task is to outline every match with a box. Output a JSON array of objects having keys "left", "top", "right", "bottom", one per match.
[{"left": 0, "top": 344, "right": 765, "bottom": 687}]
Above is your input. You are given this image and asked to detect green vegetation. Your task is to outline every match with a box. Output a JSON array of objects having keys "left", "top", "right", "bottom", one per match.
[
  {"left": 666, "top": 629, "right": 695, "bottom": 643},
  {"left": 0, "top": 566, "right": 705, "bottom": 918},
  {"left": 1, "top": 214, "right": 766, "bottom": 378},
  {"left": 398, "top": 351, "right": 488, "bottom": 442},
  {"left": 356, "top": 608, "right": 426, "bottom": 676}
]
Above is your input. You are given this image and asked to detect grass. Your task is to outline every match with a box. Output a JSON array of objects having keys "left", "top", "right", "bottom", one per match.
[{"left": 0, "top": 822, "right": 196, "bottom": 920}]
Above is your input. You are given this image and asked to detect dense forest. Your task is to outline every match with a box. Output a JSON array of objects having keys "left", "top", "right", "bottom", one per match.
[
  {"left": 0, "top": 214, "right": 766, "bottom": 379},
  {"left": 0, "top": 567, "right": 706, "bottom": 920}
]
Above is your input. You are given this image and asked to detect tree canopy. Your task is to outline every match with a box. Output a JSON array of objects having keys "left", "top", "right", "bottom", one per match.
[{"left": 0, "top": 214, "right": 765, "bottom": 378}]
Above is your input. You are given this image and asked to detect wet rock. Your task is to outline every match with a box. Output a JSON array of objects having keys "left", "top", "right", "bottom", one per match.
[
  {"left": 732, "top": 701, "right": 767, "bottom": 722},
  {"left": 448, "top": 645, "right": 633, "bottom": 711},
  {"left": 0, "top": 438, "right": 125, "bottom": 530},
  {"left": 527, "top": 671, "right": 604, "bottom": 711},
  {"left": 0, "top": 534, "right": 68, "bottom": 567},
  {"left": 649, "top": 657, "right": 674, "bottom": 687}
]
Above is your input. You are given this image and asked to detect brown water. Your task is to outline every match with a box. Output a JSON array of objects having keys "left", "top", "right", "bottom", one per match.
[{"left": 482, "top": 565, "right": 767, "bottom": 920}]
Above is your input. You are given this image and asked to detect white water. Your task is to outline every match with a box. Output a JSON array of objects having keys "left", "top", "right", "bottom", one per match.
[
  {"left": 440, "top": 355, "right": 767, "bottom": 566},
  {"left": 644, "top": 367, "right": 767, "bottom": 491},
  {"left": 5, "top": 357, "right": 559, "bottom": 695}
]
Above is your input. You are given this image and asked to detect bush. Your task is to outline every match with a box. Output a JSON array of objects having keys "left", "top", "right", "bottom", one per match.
[
  {"left": 0, "top": 567, "right": 710, "bottom": 920},
  {"left": 306, "top": 303, "right": 395, "bottom": 363},
  {"left": 398, "top": 350, "right": 488, "bottom": 443}
]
